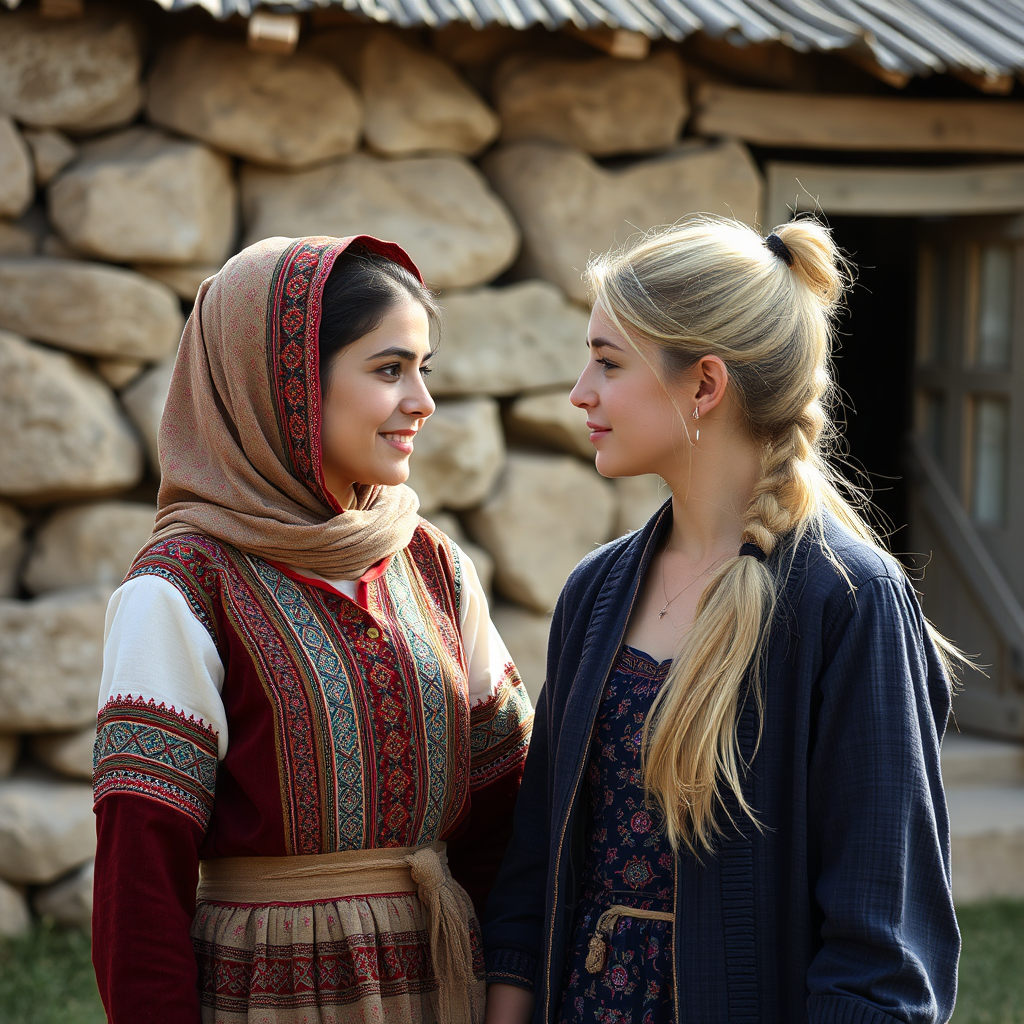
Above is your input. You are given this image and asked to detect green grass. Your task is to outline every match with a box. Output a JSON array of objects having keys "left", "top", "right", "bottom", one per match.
[
  {"left": 0, "top": 920, "right": 104, "bottom": 1024},
  {"left": 0, "top": 901, "right": 1021, "bottom": 1022},
  {"left": 952, "top": 900, "right": 1024, "bottom": 1024}
]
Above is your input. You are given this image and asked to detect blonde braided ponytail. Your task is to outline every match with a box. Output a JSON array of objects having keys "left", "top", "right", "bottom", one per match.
[{"left": 587, "top": 215, "right": 875, "bottom": 853}]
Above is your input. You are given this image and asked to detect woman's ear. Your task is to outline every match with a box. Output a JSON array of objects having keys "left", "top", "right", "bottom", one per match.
[{"left": 693, "top": 355, "right": 729, "bottom": 414}]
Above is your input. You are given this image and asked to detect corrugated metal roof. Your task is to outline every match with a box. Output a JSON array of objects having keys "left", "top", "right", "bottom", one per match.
[{"left": 7, "top": 0, "right": 1023, "bottom": 86}]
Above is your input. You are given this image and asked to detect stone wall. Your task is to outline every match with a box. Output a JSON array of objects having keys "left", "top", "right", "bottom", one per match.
[{"left": 0, "top": 4, "right": 763, "bottom": 936}]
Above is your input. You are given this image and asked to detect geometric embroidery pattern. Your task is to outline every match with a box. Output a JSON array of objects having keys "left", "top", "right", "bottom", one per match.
[{"left": 94, "top": 695, "right": 219, "bottom": 829}]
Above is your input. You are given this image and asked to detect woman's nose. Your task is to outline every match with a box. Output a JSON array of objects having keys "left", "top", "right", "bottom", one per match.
[
  {"left": 569, "top": 372, "right": 593, "bottom": 409},
  {"left": 402, "top": 376, "right": 435, "bottom": 418}
]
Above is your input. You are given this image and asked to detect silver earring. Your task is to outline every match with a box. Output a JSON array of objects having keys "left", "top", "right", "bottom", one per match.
[{"left": 692, "top": 406, "right": 700, "bottom": 443}]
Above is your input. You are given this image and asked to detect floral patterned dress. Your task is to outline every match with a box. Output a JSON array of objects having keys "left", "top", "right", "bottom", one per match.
[{"left": 556, "top": 646, "right": 675, "bottom": 1024}]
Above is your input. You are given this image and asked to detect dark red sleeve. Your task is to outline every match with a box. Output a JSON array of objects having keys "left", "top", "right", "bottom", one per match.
[
  {"left": 446, "top": 767, "right": 526, "bottom": 920},
  {"left": 93, "top": 795, "right": 205, "bottom": 1023}
]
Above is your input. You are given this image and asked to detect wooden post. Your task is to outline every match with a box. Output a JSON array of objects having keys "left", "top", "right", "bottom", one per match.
[{"left": 248, "top": 11, "right": 301, "bottom": 55}]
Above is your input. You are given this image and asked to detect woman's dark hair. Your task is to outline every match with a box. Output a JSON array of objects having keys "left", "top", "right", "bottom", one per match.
[{"left": 318, "top": 245, "right": 440, "bottom": 395}]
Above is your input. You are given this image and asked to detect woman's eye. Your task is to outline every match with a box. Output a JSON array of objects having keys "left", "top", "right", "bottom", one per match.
[
  {"left": 420, "top": 365, "right": 433, "bottom": 377},
  {"left": 379, "top": 363, "right": 402, "bottom": 378},
  {"left": 596, "top": 357, "right": 619, "bottom": 371}
]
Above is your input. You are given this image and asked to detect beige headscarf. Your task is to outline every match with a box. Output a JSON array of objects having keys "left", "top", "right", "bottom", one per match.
[{"left": 142, "top": 234, "right": 421, "bottom": 579}]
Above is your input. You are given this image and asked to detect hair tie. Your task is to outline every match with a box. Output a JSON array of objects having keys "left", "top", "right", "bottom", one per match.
[
  {"left": 764, "top": 233, "right": 794, "bottom": 267},
  {"left": 739, "top": 542, "right": 767, "bottom": 562}
]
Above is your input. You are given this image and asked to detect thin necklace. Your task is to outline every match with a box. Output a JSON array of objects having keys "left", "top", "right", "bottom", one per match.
[{"left": 658, "top": 556, "right": 720, "bottom": 619}]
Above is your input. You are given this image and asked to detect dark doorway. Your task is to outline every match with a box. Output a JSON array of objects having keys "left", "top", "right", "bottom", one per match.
[{"left": 827, "top": 215, "right": 917, "bottom": 558}]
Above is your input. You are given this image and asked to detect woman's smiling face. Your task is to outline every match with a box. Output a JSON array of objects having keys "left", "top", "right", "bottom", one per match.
[
  {"left": 570, "top": 300, "right": 693, "bottom": 481},
  {"left": 319, "top": 295, "right": 435, "bottom": 508}
]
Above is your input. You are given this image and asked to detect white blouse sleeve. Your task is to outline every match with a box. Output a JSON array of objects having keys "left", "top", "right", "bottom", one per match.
[
  {"left": 454, "top": 543, "right": 522, "bottom": 709},
  {"left": 100, "top": 575, "right": 229, "bottom": 759}
]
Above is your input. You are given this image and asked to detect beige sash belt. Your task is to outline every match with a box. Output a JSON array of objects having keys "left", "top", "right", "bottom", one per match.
[
  {"left": 198, "top": 841, "right": 478, "bottom": 1024},
  {"left": 585, "top": 904, "right": 675, "bottom": 975}
]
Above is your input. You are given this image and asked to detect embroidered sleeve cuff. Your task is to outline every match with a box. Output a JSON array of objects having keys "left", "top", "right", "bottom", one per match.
[{"left": 485, "top": 949, "right": 537, "bottom": 991}]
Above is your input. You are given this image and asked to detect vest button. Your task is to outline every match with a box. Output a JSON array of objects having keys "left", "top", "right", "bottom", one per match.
[{"left": 366, "top": 627, "right": 380, "bottom": 639}]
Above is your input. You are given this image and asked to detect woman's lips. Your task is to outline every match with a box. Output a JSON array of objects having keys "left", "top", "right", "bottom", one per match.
[
  {"left": 587, "top": 422, "right": 611, "bottom": 444},
  {"left": 381, "top": 431, "right": 415, "bottom": 454}
]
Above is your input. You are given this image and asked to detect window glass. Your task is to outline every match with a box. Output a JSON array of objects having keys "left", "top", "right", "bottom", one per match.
[
  {"left": 971, "top": 396, "right": 1010, "bottom": 526},
  {"left": 976, "top": 244, "right": 1013, "bottom": 370}
]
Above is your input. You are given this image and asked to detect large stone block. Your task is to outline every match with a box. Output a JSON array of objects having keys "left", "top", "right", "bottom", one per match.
[
  {"left": 134, "top": 262, "right": 221, "bottom": 301},
  {"left": 0, "top": 331, "right": 143, "bottom": 502},
  {"left": 31, "top": 726, "right": 95, "bottom": 781},
  {"left": 49, "top": 127, "right": 237, "bottom": 265},
  {"left": 0, "top": 586, "right": 108, "bottom": 732},
  {"left": 241, "top": 153, "right": 518, "bottom": 289},
  {"left": 406, "top": 398, "right": 504, "bottom": 513},
  {"left": 0, "top": 876, "right": 29, "bottom": 937},
  {"left": 495, "top": 50, "right": 686, "bottom": 156},
  {"left": 24, "top": 501, "right": 154, "bottom": 594},
  {"left": 430, "top": 282, "right": 588, "bottom": 396},
  {"left": 0, "top": 9, "right": 142, "bottom": 131},
  {"left": 22, "top": 128, "right": 76, "bottom": 186},
  {"left": 491, "top": 603, "right": 551, "bottom": 705},
  {"left": 0, "top": 258, "right": 183, "bottom": 361},
  {"left": 505, "top": 389, "right": 592, "bottom": 459},
  {"left": 147, "top": 35, "right": 362, "bottom": 169},
  {"left": 0, "top": 116, "right": 33, "bottom": 220},
  {"left": 120, "top": 354, "right": 175, "bottom": 472},
  {"left": 0, "top": 777, "right": 95, "bottom": 885},
  {"left": 34, "top": 858, "right": 93, "bottom": 930},
  {"left": 0, "top": 503, "right": 24, "bottom": 599},
  {"left": 483, "top": 140, "right": 763, "bottom": 303},
  {"left": 464, "top": 452, "right": 615, "bottom": 613},
  {"left": 313, "top": 30, "right": 498, "bottom": 157}
]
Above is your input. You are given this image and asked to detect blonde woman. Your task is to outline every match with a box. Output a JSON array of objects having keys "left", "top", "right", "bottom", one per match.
[{"left": 483, "top": 218, "right": 959, "bottom": 1024}]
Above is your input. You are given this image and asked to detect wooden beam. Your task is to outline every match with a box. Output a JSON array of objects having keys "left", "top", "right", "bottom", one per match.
[
  {"left": 694, "top": 83, "right": 1024, "bottom": 154},
  {"left": 765, "top": 160, "right": 1024, "bottom": 228}
]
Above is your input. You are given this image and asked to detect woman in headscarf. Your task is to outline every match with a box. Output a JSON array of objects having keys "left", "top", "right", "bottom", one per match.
[{"left": 91, "top": 235, "right": 533, "bottom": 1024}]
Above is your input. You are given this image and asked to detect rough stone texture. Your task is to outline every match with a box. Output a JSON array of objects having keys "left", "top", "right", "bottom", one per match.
[
  {"left": 147, "top": 35, "right": 362, "bottom": 169},
  {"left": 66, "top": 81, "right": 145, "bottom": 137},
  {"left": 0, "top": 218, "right": 37, "bottom": 256},
  {"left": 483, "top": 140, "right": 763, "bottom": 303},
  {"left": 0, "top": 876, "right": 29, "bottom": 937},
  {"left": 0, "top": 9, "right": 142, "bottom": 131},
  {"left": 0, "top": 116, "right": 33, "bottom": 220},
  {"left": 241, "top": 154, "right": 518, "bottom": 289},
  {"left": 0, "top": 587, "right": 109, "bottom": 732},
  {"left": 0, "top": 503, "right": 25, "bottom": 599},
  {"left": 0, "top": 735, "right": 18, "bottom": 778},
  {"left": 23, "top": 128, "right": 76, "bottom": 186},
  {"left": 0, "top": 777, "right": 96, "bottom": 884},
  {"left": 24, "top": 501, "right": 155, "bottom": 594},
  {"left": 464, "top": 453, "right": 615, "bottom": 613},
  {"left": 315, "top": 30, "right": 498, "bottom": 157},
  {"left": 120, "top": 354, "right": 175, "bottom": 472},
  {"left": 422, "top": 512, "right": 495, "bottom": 597},
  {"left": 34, "top": 858, "right": 93, "bottom": 930},
  {"left": 31, "top": 726, "right": 95, "bottom": 781},
  {"left": 95, "top": 356, "right": 146, "bottom": 390},
  {"left": 134, "top": 262, "right": 220, "bottom": 301},
  {"left": 495, "top": 50, "right": 686, "bottom": 156},
  {"left": 429, "top": 282, "right": 589, "bottom": 396},
  {"left": 0, "top": 258, "right": 183, "bottom": 360},
  {"left": 505, "top": 389, "right": 592, "bottom": 459},
  {"left": 405, "top": 398, "right": 504, "bottom": 513},
  {"left": 614, "top": 475, "right": 667, "bottom": 535},
  {"left": 491, "top": 603, "right": 550, "bottom": 704},
  {"left": 49, "top": 127, "right": 237, "bottom": 265},
  {"left": 0, "top": 331, "right": 143, "bottom": 502}
]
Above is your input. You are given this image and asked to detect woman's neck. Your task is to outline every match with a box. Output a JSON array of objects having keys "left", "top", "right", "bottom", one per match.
[{"left": 660, "top": 430, "right": 762, "bottom": 559}]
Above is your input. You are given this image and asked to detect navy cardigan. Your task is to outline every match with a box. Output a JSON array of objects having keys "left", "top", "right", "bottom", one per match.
[{"left": 484, "top": 503, "right": 959, "bottom": 1024}]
